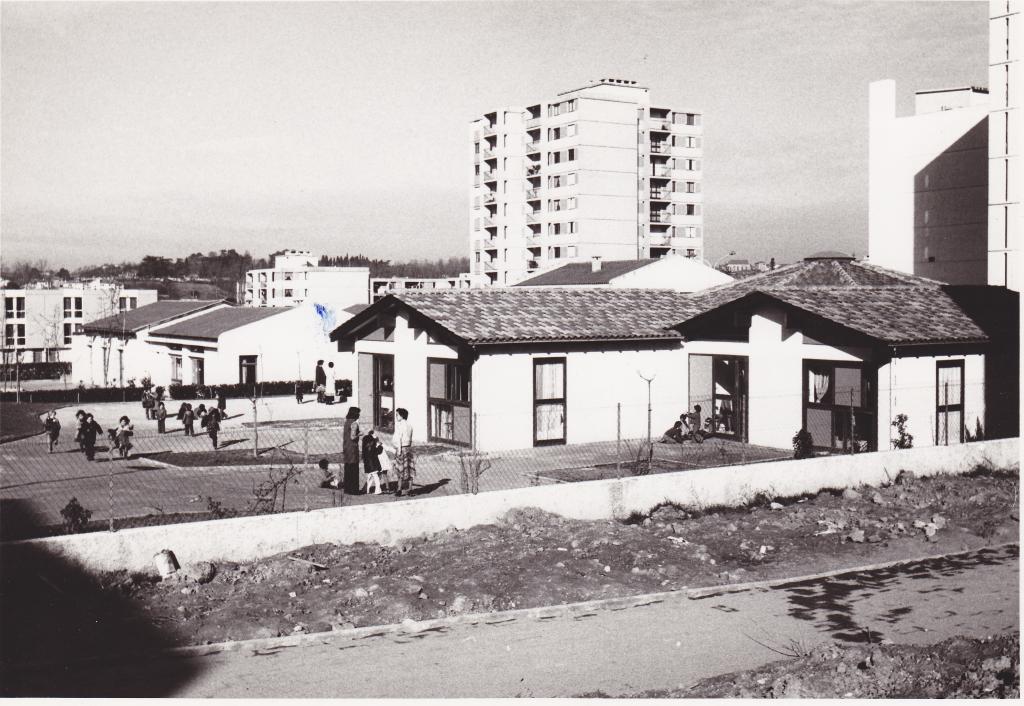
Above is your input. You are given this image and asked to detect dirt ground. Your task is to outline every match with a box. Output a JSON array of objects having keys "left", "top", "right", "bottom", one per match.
[
  {"left": 64, "top": 466, "right": 1017, "bottom": 650},
  {"left": 617, "top": 632, "right": 1019, "bottom": 698}
]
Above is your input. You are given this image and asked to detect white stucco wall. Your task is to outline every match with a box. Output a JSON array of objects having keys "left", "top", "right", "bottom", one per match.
[
  {"left": 877, "top": 353, "right": 986, "bottom": 448},
  {"left": 472, "top": 344, "right": 687, "bottom": 451},
  {"left": 351, "top": 312, "right": 461, "bottom": 443}
]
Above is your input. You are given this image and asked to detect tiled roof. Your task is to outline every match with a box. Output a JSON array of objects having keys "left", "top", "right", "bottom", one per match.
[
  {"left": 514, "top": 259, "right": 653, "bottom": 287},
  {"left": 761, "top": 287, "right": 988, "bottom": 344},
  {"left": 149, "top": 306, "right": 290, "bottom": 340},
  {"left": 83, "top": 300, "right": 224, "bottom": 336},
  {"left": 371, "top": 289, "right": 694, "bottom": 344}
]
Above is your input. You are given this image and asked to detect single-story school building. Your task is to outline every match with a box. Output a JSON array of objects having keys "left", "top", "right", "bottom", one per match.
[{"left": 329, "top": 254, "right": 1018, "bottom": 453}]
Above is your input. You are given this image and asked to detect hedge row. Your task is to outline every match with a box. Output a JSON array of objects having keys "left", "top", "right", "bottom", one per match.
[
  {"left": 0, "top": 379, "right": 353, "bottom": 405},
  {"left": 0, "top": 361, "right": 72, "bottom": 381},
  {"left": 168, "top": 379, "right": 353, "bottom": 400}
]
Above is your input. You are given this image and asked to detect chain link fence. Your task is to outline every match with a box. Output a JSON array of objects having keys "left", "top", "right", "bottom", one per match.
[{"left": 0, "top": 381, "right": 1013, "bottom": 541}]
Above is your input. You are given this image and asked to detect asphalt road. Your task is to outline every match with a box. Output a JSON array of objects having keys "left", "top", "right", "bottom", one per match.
[{"left": 8, "top": 545, "right": 1018, "bottom": 698}]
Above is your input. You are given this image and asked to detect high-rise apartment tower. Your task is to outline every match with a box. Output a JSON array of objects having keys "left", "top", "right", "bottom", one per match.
[{"left": 469, "top": 79, "right": 704, "bottom": 286}]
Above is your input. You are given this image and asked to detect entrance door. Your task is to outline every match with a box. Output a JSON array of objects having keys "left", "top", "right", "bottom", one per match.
[
  {"left": 239, "top": 355, "right": 257, "bottom": 386},
  {"left": 373, "top": 354, "right": 395, "bottom": 431},
  {"left": 533, "top": 358, "right": 566, "bottom": 446}
]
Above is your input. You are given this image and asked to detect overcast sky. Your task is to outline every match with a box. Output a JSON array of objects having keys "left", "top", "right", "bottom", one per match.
[{"left": 1, "top": 1, "right": 988, "bottom": 269}]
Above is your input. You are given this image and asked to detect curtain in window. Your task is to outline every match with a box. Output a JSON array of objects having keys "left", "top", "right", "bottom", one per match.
[
  {"left": 535, "top": 403, "right": 564, "bottom": 441},
  {"left": 937, "top": 365, "right": 962, "bottom": 407},
  {"left": 809, "top": 370, "right": 830, "bottom": 403},
  {"left": 535, "top": 361, "right": 564, "bottom": 400}
]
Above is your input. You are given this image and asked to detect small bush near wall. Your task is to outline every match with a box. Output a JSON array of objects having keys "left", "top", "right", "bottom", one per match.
[
  {"left": 0, "top": 361, "right": 72, "bottom": 380},
  {"left": 0, "top": 385, "right": 145, "bottom": 404},
  {"left": 167, "top": 379, "right": 352, "bottom": 401}
]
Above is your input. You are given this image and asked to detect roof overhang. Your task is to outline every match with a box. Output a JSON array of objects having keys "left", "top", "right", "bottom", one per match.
[
  {"left": 671, "top": 291, "right": 987, "bottom": 349},
  {"left": 329, "top": 295, "right": 471, "bottom": 352}
]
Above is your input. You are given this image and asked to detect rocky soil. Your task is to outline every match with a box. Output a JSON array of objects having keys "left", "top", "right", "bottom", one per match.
[
  {"left": 83, "top": 467, "right": 1020, "bottom": 648},
  {"left": 635, "top": 633, "right": 1020, "bottom": 698}
]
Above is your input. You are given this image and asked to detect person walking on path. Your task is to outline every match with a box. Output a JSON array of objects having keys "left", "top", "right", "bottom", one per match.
[
  {"left": 207, "top": 408, "right": 221, "bottom": 450},
  {"left": 342, "top": 407, "right": 362, "bottom": 494},
  {"left": 182, "top": 403, "right": 196, "bottom": 437},
  {"left": 80, "top": 413, "right": 102, "bottom": 461},
  {"left": 217, "top": 387, "right": 228, "bottom": 417},
  {"left": 43, "top": 411, "right": 61, "bottom": 453},
  {"left": 295, "top": 379, "right": 304, "bottom": 404},
  {"left": 114, "top": 416, "right": 134, "bottom": 459},
  {"left": 393, "top": 407, "right": 415, "bottom": 497},
  {"left": 325, "top": 362, "right": 337, "bottom": 405},
  {"left": 142, "top": 390, "right": 155, "bottom": 420},
  {"left": 361, "top": 428, "right": 384, "bottom": 495},
  {"left": 156, "top": 402, "right": 167, "bottom": 434},
  {"left": 314, "top": 360, "right": 326, "bottom": 404}
]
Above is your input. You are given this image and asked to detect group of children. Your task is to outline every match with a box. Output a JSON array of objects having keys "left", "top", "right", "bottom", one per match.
[
  {"left": 659, "top": 405, "right": 707, "bottom": 444},
  {"left": 43, "top": 409, "right": 134, "bottom": 461}
]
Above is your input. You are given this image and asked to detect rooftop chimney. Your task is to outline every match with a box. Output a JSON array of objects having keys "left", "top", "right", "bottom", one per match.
[{"left": 591, "top": 256, "right": 602, "bottom": 273}]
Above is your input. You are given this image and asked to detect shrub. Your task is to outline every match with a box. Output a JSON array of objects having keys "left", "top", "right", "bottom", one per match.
[
  {"left": 60, "top": 497, "right": 92, "bottom": 534},
  {"left": 167, "top": 379, "right": 351, "bottom": 401},
  {"left": 0, "top": 386, "right": 145, "bottom": 404},
  {"left": 891, "top": 414, "right": 913, "bottom": 449},
  {"left": 0, "top": 361, "right": 71, "bottom": 380},
  {"left": 792, "top": 429, "right": 814, "bottom": 459}
]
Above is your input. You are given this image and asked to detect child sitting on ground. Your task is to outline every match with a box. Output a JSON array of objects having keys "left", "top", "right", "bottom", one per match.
[{"left": 318, "top": 458, "right": 340, "bottom": 489}]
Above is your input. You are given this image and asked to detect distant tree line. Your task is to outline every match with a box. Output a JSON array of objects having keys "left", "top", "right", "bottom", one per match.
[{"left": 3, "top": 251, "right": 470, "bottom": 290}]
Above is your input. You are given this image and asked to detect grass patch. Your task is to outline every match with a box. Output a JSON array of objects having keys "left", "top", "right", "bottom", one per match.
[{"left": 0, "top": 402, "right": 56, "bottom": 443}]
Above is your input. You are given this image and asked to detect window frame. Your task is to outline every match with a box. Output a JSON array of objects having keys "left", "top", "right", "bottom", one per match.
[
  {"left": 802, "top": 359, "right": 876, "bottom": 452},
  {"left": 533, "top": 357, "right": 567, "bottom": 446},
  {"left": 935, "top": 359, "right": 966, "bottom": 445},
  {"left": 426, "top": 357, "right": 473, "bottom": 446}
]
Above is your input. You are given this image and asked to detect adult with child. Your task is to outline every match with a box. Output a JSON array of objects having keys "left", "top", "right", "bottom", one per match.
[
  {"left": 393, "top": 407, "right": 415, "bottom": 497},
  {"left": 680, "top": 404, "right": 705, "bottom": 442},
  {"left": 341, "top": 406, "right": 362, "bottom": 494},
  {"left": 314, "top": 360, "right": 326, "bottom": 404},
  {"left": 43, "top": 411, "right": 61, "bottom": 453}
]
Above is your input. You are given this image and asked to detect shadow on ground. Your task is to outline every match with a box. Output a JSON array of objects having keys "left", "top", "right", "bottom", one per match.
[{"left": 0, "top": 499, "right": 204, "bottom": 696}]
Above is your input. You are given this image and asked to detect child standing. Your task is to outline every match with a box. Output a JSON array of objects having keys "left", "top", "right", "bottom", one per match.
[
  {"left": 182, "top": 404, "right": 196, "bottom": 436},
  {"left": 361, "top": 429, "right": 384, "bottom": 495},
  {"left": 114, "top": 416, "right": 134, "bottom": 458},
  {"left": 43, "top": 411, "right": 61, "bottom": 453}
]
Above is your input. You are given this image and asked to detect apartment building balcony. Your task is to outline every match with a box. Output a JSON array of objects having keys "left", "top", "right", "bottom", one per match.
[
  {"left": 482, "top": 217, "right": 495, "bottom": 227},
  {"left": 482, "top": 191, "right": 496, "bottom": 204},
  {"left": 525, "top": 141, "right": 541, "bottom": 154},
  {"left": 649, "top": 189, "right": 670, "bottom": 201},
  {"left": 482, "top": 171, "right": 496, "bottom": 182},
  {"left": 482, "top": 260, "right": 497, "bottom": 272},
  {"left": 525, "top": 210, "right": 541, "bottom": 223},
  {"left": 651, "top": 165, "right": 678, "bottom": 179},
  {"left": 649, "top": 120, "right": 672, "bottom": 132},
  {"left": 526, "top": 115, "right": 542, "bottom": 129},
  {"left": 480, "top": 148, "right": 495, "bottom": 159},
  {"left": 525, "top": 188, "right": 540, "bottom": 200},
  {"left": 527, "top": 260, "right": 540, "bottom": 270},
  {"left": 481, "top": 123, "right": 496, "bottom": 136},
  {"left": 526, "top": 163, "right": 541, "bottom": 176},
  {"left": 649, "top": 211, "right": 673, "bottom": 223},
  {"left": 649, "top": 141, "right": 670, "bottom": 154}
]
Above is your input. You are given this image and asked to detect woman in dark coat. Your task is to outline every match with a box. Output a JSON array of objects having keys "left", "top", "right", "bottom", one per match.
[{"left": 341, "top": 407, "right": 362, "bottom": 494}]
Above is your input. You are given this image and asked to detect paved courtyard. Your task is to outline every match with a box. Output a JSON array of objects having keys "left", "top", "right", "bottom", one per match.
[{"left": 0, "top": 396, "right": 789, "bottom": 538}]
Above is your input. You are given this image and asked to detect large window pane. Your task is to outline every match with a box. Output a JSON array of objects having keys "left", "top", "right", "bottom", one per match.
[
  {"left": 834, "top": 367, "right": 862, "bottom": 408},
  {"left": 534, "top": 360, "right": 564, "bottom": 400},
  {"left": 806, "top": 408, "right": 832, "bottom": 447},
  {"left": 808, "top": 366, "right": 832, "bottom": 403},
  {"left": 937, "top": 365, "right": 962, "bottom": 406},
  {"left": 535, "top": 403, "right": 565, "bottom": 441},
  {"left": 429, "top": 362, "right": 446, "bottom": 398}
]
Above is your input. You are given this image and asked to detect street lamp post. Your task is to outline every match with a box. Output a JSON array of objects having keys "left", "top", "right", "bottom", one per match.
[{"left": 637, "top": 370, "right": 656, "bottom": 445}]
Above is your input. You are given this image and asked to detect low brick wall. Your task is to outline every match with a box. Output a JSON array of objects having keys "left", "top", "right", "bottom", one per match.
[{"left": 4, "top": 438, "right": 1018, "bottom": 575}]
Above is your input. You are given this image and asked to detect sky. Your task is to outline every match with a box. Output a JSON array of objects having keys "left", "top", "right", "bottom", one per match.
[{"left": 1, "top": 0, "right": 989, "bottom": 269}]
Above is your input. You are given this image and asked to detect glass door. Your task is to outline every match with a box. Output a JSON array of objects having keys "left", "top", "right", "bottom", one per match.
[
  {"left": 373, "top": 354, "right": 395, "bottom": 432},
  {"left": 533, "top": 358, "right": 566, "bottom": 446}
]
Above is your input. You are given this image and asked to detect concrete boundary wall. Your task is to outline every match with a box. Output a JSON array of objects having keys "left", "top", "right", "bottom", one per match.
[{"left": 4, "top": 438, "right": 1018, "bottom": 575}]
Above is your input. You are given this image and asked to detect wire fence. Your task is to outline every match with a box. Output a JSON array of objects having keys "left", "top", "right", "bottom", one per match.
[{"left": 0, "top": 381, "right": 1015, "bottom": 541}]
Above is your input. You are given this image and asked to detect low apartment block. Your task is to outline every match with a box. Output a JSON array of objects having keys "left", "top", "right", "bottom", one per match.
[
  {"left": 470, "top": 78, "right": 704, "bottom": 285},
  {"left": 1, "top": 283, "right": 158, "bottom": 364},
  {"left": 243, "top": 249, "right": 369, "bottom": 309}
]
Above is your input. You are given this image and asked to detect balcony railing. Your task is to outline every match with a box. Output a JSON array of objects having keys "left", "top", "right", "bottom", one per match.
[
  {"left": 650, "top": 142, "right": 668, "bottom": 153},
  {"left": 482, "top": 217, "right": 495, "bottom": 227},
  {"left": 526, "top": 164, "right": 541, "bottom": 176},
  {"left": 483, "top": 260, "right": 497, "bottom": 272},
  {"left": 483, "top": 192, "right": 496, "bottom": 203},
  {"left": 650, "top": 211, "right": 673, "bottom": 223},
  {"left": 482, "top": 123, "right": 496, "bottom": 136},
  {"left": 525, "top": 188, "right": 540, "bottom": 199},
  {"left": 525, "top": 141, "right": 540, "bottom": 153},
  {"left": 481, "top": 148, "right": 495, "bottom": 159},
  {"left": 648, "top": 234, "right": 670, "bottom": 247},
  {"left": 482, "top": 171, "right": 496, "bottom": 181},
  {"left": 650, "top": 189, "right": 669, "bottom": 200},
  {"left": 526, "top": 116, "right": 542, "bottom": 129},
  {"left": 651, "top": 166, "right": 674, "bottom": 178}
]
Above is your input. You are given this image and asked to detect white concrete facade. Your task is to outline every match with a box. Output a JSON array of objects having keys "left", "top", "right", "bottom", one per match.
[
  {"left": 868, "top": 80, "right": 990, "bottom": 284},
  {"left": 243, "top": 250, "right": 369, "bottom": 310},
  {"left": 347, "top": 304, "right": 987, "bottom": 454},
  {"left": 141, "top": 304, "right": 356, "bottom": 388},
  {"left": 69, "top": 303, "right": 232, "bottom": 387},
  {"left": 470, "top": 79, "right": 704, "bottom": 286},
  {"left": 602, "top": 255, "right": 734, "bottom": 292},
  {"left": 989, "top": 0, "right": 1022, "bottom": 291},
  {"left": 370, "top": 275, "right": 478, "bottom": 302},
  {"left": 1, "top": 285, "right": 157, "bottom": 364}
]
